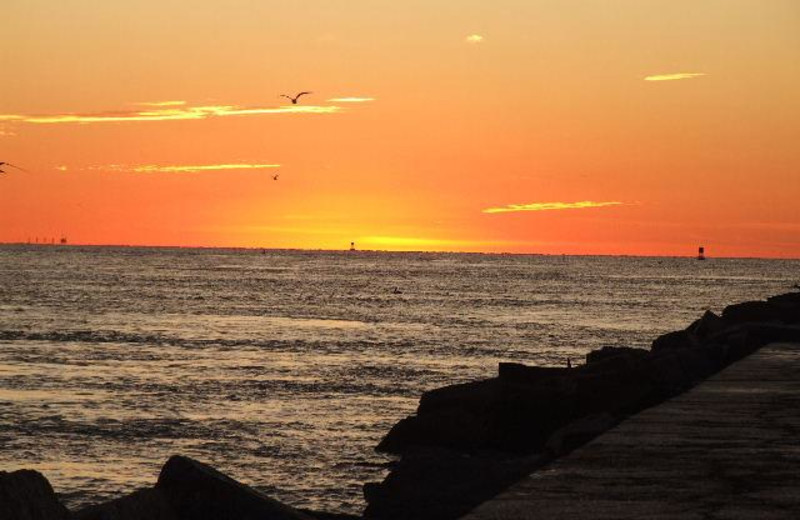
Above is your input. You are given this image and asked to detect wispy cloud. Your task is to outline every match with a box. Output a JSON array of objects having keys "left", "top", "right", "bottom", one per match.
[
  {"left": 644, "top": 72, "right": 706, "bottom": 82},
  {"left": 0, "top": 127, "right": 15, "bottom": 137},
  {"left": 135, "top": 100, "right": 187, "bottom": 107},
  {"left": 0, "top": 103, "right": 341, "bottom": 125},
  {"left": 326, "top": 97, "right": 375, "bottom": 103},
  {"left": 90, "top": 163, "right": 280, "bottom": 173},
  {"left": 465, "top": 34, "right": 484, "bottom": 44},
  {"left": 483, "top": 201, "right": 624, "bottom": 214}
]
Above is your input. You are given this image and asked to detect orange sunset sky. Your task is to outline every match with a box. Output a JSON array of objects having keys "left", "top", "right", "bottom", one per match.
[{"left": 1, "top": 1, "right": 799, "bottom": 257}]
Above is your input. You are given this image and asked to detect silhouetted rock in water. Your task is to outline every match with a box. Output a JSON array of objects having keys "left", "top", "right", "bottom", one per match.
[
  {"left": 651, "top": 329, "right": 700, "bottom": 352},
  {"left": 722, "top": 300, "right": 784, "bottom": 324},
  {"left": 0, "top": 469, "right": 70, "bottom": 520},
  {"left": 765, "top": 292, "right": 800, "bottom": 323},
  {"left": 72, "top": 455, "right": 318, "bottom": 520},
  {"left": 417, "top": 378, "right": 499, "bottom": 416},
  {"left": 767, "top": 291, "right": 800, "bottom": 306},
  {"left": 74, "top": 488, "right": 176, "bottom": 520},
  {"left": 584, "top": 346, "right": 648, "bottom": 365},
  {"left": 363, "top": 447, "right": 541, "bottom": 520},
  {"left": 687, "top": 310, "right": 731, "bottom": 341},
  {"left": 155, "top": 455, "right": 314, "bottom": 520},
  {"left": 496, "top": 363, "right": 570, "bottom": 385},
  {"left": 377, "top": 407, "right": 490, "bottom": 454}
]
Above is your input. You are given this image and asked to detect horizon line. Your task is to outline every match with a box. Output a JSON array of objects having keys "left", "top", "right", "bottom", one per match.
[{"left": 0, "top": 241, "right": 794, "bottom": 261}]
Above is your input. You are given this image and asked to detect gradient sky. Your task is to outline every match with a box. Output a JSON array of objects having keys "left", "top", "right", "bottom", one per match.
[{"left": 1, "top": 0, "right": 799, "bottom": 257}]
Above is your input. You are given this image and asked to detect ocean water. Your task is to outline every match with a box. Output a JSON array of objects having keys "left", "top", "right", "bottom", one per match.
[{"left": 0, "top": 245, "right": 797, "bottom": 514}]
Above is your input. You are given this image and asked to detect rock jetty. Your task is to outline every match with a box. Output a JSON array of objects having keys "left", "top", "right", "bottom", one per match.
[
  {"left": 2, "top": 292, "right": 799, "bottom": 520},
  {"left": 1, "top": 455, "right": 359, "bottom": 520},
  {"left": 363, "top": 292, "right": 800, "bottom": 519}
]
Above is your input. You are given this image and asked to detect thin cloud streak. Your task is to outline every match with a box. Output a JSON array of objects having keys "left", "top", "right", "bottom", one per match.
[
  {"left": 644, "top": 73, "right": 706, "bottom": 82},
  {"left": 91, "top": 163, "right": 281, "bottom": 173},
  {"left": 0, "top": 104, "right": 341, "bottom": 125},
  {"left": 326, "top": 97, "right": 375, "bottom": 103},
  {"left": 465, "top": 34, "right": 484, "bottom": 44},
  {"left": 483, "top": 201, "right": 624, "bottom": 214}
]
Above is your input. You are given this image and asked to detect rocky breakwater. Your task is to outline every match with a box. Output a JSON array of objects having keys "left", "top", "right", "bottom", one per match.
[
  {"left": 363, "top": 292, "right": 800, "bottom": 520},
  {"left": 1, "top": 455, "right": 359, "bottom": 520}
]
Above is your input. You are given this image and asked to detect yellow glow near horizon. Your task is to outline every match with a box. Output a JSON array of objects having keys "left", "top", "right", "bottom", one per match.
[
  {"left": 360, "top": 236, "right": 505, "bottom": 249},
  {"left": 483, "top": 201, "right": 624, "bottom": 214}
]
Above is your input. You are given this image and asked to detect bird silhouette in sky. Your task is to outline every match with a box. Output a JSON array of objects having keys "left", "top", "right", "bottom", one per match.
[
  {"left": 0, "top": 162, "right": 28, "bottom": 174},
  {"left": 272, "top": 173, "right": 280, "bottom": 181},
  {"left": 280, "top": 91, "right": 312, "bottom": 104}
]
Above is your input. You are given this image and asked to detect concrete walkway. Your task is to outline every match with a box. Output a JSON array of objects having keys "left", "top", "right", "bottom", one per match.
[{"left": 460, "top": 343, "right": 800, "bottom": 520}]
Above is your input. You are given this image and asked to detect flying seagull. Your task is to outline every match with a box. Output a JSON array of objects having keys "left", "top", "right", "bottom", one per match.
[
  {"left": 272, "top": 173, "right": 279, "bottom": 181},
  {"left": 280, "top": 91, "right": 312, "bottom": 105},
  {"left": 0, "top": 162, "right": 27, "bottom": 174}
]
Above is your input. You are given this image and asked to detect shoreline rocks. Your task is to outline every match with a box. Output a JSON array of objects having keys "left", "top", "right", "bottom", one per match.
[
  {"left": 364, "top": 292, "right": 800, "bottom": 519},
  {"left": 0, "top": 469, "right": 71, "bottom": 520}
]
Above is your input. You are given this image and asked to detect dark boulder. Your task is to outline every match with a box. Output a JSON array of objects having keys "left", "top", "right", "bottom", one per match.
[
  {"left": 721, "top": 301, "right": 783, "bottom": 324},
  {"left": 767, "top": 291, "right": 800, "bottom": 306},
  {"left": 585, "top": 346, "right": 648, "bottom": 366},
  {"left": 686, "top": 310, "right": 731, "bottom": 341},
  {"left": 544, "top": 412, "right": 617, "bottom": 457},
  {"left": 572, "top": 369, "right": 656, "bottom": 417},
  {"left": 417, "top": 378, "right": 499, "bottom": 415},
  {"left": 0, "top": 469, "right": 70, "bottom": 520},
  {"left": 642, "top": 352, "right": 692, "bottom": 396},
  {"left": 363, "top": 447, "right": 541, "bottom": 520},
  {"left": 155, "top": 455, "right": 313, "bottom": 520},
  {"left": 651, "top": 329, "right": 699, "bottom": 352},
  {"left": 672, "top": 346, "right": 718, "bottom": 382},
  {"left": 497, "top": 363, "right": 570, "bottom": 385},
  {"left": 73, "top": 488, "right": 176, "bottom": 520},
  {"left": 765, "top": 293, "right": 800, "bottom": 323},
  {"left": 376, "top": 408, "right": 489, "bottom": 455}
]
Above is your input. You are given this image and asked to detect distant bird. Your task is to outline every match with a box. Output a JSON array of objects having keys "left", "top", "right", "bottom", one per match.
[
  {"left": 280, "top": 91, "right": 312, "bottom": 104},
  {"left": 0, "top": 162, "right": 27, "bottom": 174},
  {"left": 272, "top": 173, "right": 279, "bottom": 181}
]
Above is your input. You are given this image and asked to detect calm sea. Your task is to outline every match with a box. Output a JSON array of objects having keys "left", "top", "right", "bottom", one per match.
[{"left": 0, "top": 245, "right": 797, "bottom": 514}]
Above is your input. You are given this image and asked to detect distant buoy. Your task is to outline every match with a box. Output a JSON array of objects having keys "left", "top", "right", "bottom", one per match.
[{"left": 697, "top": 246, "right": 706, "bottom": 261}]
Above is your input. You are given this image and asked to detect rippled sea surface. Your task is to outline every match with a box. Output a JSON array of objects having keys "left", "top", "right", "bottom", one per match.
[{"left": 0, "top": 245, "right": 797, "bottom": 514}]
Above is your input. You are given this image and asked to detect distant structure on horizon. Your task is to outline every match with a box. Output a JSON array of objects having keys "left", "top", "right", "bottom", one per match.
[
  {"left": 60, "top": 237, "right": 67, "bottom": 245},
  {"left": 698, "top": 246, "right": 706, "bottom": 260},
  {"left": 350, "top": 241, "right": 356, "bottom": 252}
]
